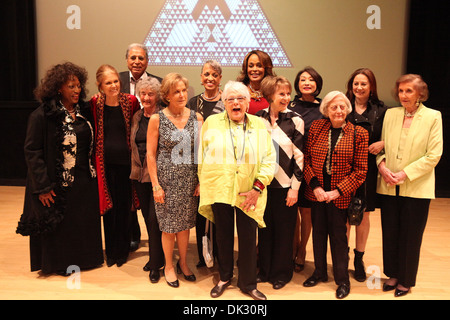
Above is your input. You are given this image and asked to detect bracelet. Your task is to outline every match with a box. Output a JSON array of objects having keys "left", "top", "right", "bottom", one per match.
[
  {"left": 152, "top": 185, "right": 162, "bottom": 192},
  {"left": 253, "top": 186, "right": 262, "bottom": 193},
  {"left": 253, "top": 179, "right": 265, "bottom": 192}
]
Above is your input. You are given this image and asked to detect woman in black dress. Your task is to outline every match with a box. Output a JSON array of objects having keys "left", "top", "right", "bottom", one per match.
[
  {"left": 17, "top": 62, "right": 103, "bottom": 275},
  {"left": 345, "top": 68, "right": 387, "bottom": 281},
  {"left": 288, "top": 66, "right": 323, "bottom": 272}
]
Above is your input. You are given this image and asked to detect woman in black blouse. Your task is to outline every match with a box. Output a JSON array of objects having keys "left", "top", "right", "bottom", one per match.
[
  {"left": 187, "top": 60, "right": 224, "bottom": 268},
  {"left": 130, "top": 77, "right": 164, "bottom": 282},
  {"left": 345, "top": 68, "right": 387, "bottom": 282},
  {"left": 288, "top": 66, "right": 323, "bottom": 272}
]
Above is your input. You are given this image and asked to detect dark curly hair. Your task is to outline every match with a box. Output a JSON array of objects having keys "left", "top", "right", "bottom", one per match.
[{"left": 34, "top": 62, "right": 88, "bottom": 102}]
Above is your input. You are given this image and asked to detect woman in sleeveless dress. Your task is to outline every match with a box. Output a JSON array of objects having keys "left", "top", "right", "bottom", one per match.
[{"left": 147, "top": 73, "right": 203, "bottom": 288}]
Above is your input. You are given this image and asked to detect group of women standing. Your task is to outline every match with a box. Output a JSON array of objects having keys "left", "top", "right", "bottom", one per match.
[{"left": 17, "top": 48, "right": 443, "bottom": 300}]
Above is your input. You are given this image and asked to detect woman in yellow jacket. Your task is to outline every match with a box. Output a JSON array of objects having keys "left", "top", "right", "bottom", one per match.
[
  {"left": 198, "top": 81, "right": 276, "bottom": 300},
  {"left": 377, "top": 74, "right": 443, "bottom": 297}
]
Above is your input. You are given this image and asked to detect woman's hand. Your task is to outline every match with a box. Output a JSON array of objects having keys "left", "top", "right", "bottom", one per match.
[
  {"left": 313, "top": 187, "right": 329, "bottom": 202},
  {"left": 378, "top": 160, "right": 400, "bottom": 186},
  {"left": 239, "top": 189, "right": 260, "bottom": 211},
  {"left": 193, "top": 183, "right": 200, "bottom": 197},
  {"left": 286, "top": 188, "right": 298, "bottom": 207},
  {"left": 153, "top": 188, "right": 165, "bottom": 204},
  {"left": 392, "top": 170, "right": 407, "bottom": 184},
  {"left": 325, "top": 189, "right": 340, "bottom": 203},
  {"left": 368, "top": 141, "right": 384, "bottom": 155},
  {"left": 39, "top": 190, "right": 56, "bottom": 207}
]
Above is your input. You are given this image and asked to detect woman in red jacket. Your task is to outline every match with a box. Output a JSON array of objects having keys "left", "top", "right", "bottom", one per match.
[
  {"left": 302, "top": 91, "right": 368, "bottom": 299},
  {"left": 90, "top": 64, "right": 140, "bottom": 267}
]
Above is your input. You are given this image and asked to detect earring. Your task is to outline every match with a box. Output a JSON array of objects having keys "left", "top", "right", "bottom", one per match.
[{"left": 416, "top": 99, "right": 420, "bottom": 107}]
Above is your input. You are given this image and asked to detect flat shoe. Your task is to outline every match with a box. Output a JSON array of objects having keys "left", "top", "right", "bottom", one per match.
[
  {"left": 382, "top": 282, "right": 397, "bottom": 292},
  {"left": 210, "top": 280, "right": 232, "bottom": 298},
  {"left": 336, "top": 284, "right": 350, "bottom": 299},
  {"left": 303, "top": 275, "right": 328, "bottom": 287},
  {"left": 394, "top": 287, "right": 410, "bottom": 297},
  {"left": 272, "top": 281, "right": 287, "bottom": 290},
  {"left": 149, "top": 269, "right": 160, "bottom": 283},
  {"left": 242, "top": 289, "right": 267, "bottom": 301}
]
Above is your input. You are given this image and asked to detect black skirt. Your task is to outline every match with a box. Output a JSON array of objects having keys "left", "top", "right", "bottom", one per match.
[{"left": 30, "top": 119, "right": 103, "bottom": 273}]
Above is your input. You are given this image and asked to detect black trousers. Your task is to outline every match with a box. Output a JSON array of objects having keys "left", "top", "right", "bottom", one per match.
[
  {"left": 380, "top": 191, "right": 430, "bottom": 288},
  {"left": 134, "top": 181, "right": 164, "bottom": 270},
  {"left": 103, "top": 164, "right": 132, "bottom": 262},
  {"left": 258, "top": 188, "right": 297, "bottom": 283},
  {"left": 212, "top": 203, "right": 258, "bottom": 292},
  {"left": 311, "top": 201, "right": 349, "bottom": 286}
]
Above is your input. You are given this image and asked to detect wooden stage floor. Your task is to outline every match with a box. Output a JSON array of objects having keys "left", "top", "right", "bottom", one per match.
[{"left": 1, "top": 186, "right": 450, "bottom": 302}]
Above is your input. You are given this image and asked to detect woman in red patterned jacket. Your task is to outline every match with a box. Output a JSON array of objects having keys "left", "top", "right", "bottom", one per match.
[
  {"left": 302, "top": 91, "right": 368, "bottom": 299},
  {"left": 90, "top": 64, "right": 140, "bottom": 267}
]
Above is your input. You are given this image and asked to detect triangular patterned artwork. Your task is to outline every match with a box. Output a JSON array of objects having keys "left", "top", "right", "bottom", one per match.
[{"left": 143, "top": 0, "right": 291, "bottom": 67}]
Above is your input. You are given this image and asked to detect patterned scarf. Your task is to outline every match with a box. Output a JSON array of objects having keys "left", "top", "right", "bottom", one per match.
[{"left": 58, "top": 101, "right": 96, "bottom": 187}]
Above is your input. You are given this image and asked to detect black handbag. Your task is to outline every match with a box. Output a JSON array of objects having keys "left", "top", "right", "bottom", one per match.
[{"left": 347, "top": 127, "right": 366, "bottom": 226}]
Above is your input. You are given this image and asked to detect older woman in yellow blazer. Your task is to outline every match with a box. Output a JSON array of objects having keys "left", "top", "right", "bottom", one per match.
[{"left": 377, "top": 74, "right": 443, "bottom": 297}]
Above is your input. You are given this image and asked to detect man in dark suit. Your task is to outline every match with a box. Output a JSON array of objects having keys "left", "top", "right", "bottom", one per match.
[
  {"left": 119, "top": 43, "right": 162, "bottom": 255},
  {"left": 119, "top": 43, "right": 162, "bottom": 96}
]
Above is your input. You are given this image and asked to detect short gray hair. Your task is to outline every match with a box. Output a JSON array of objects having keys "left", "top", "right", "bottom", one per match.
[
  {"left": 221, "top": 81, "right": 250, "bottom": 103},
  {"left": 319, "top": 91, "right": 352, "bottom": 117},
  {"left": 202, "top": 60, "right": 222, "bottom": 75},
  {"left": 136, "top": 77, "right": 161, "bottom": 101},
  {"left": 125, "top": 43, "right": 148, "bottom": 60}
]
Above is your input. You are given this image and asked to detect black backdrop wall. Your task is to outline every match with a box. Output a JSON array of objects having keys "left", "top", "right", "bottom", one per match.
[
  {"left": 0, "top": 0, "right": 449, "bottom": 196},
  {"left": 0, "top": 0, "right": 37, "bottom": 185},
  {"left": 406, "top": 0, "right": 450, "bottom": 197}
]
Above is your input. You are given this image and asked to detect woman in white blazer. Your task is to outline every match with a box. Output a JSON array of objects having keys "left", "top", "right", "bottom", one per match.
[{"left": 377, "top": 74, "right": 443, "bottom": 297}]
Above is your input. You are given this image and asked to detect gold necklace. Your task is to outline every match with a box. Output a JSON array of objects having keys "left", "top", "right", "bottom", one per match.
[{"left": 166, "top": 108, "right": 185, "bottom": 118}]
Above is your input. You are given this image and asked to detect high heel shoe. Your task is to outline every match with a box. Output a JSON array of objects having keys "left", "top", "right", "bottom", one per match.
[
  {"left": 163, "top": 267, "right": 179, "bottom": 288},
  {"left": 177, "top": 262, "right": 196, "bottom": 281}
]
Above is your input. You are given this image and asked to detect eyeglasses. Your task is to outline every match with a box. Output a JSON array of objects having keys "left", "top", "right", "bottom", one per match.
[{"left": 225, "top": 96, "right": 246, "bottom": 104}]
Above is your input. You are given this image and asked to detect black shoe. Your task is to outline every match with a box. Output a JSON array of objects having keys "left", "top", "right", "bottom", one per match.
[
  {"left": 164, "top": 268, "right": 179, "bottom": 288},
  {"left": 116, "top": 257, "right": 127, "bottom": 267},
  {"left": 294, "top": 262, "right": 304, "bottom": 273},
  {"left": 382, "top": 282, "right": 397, "bottom": 292},
  {"left": 353, "top": 249, "right": 366, "bottom": 282},
  {"left": 242, "top": 289, "right": 267, "bottom": 300},
  {"left": 210, "top": 280, "right": 232, "bottom": 298},
  {"left": 394, "top": 287, "right": 410, "bottom": 297},
  {"left": 129, "top": 240, "right": 140, "bottom": 252},
  {"left": 303, "top": 275, "right": 328, "bottom": 287},
  {"left": 106, "top": 258, "right": 116, "bottom": 267},
  {"left": 177, "top": 262, "right": 196, "bottom": 281},
  {"left": 272, "top": 280, "right": 287, "bottom": 290},
  {"left": 143, "top": 260, "right": 151, "bottom": 271},
  {"left": 336, "top": 284, "right": 350, "bottom": 299},
  {"left": 256, "top": 274, "right": 267, "bottom": 283},
  {"left": 149, "top": 269, "right": 160, "bottom": 283}
]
